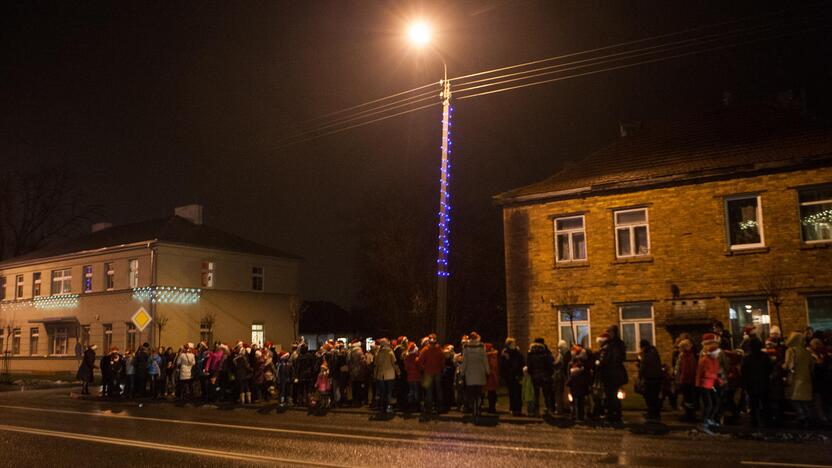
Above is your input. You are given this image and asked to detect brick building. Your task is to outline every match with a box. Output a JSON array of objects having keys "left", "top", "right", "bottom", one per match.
[{"left": 495, "top": 105, "right": 832, "bottom": 367}]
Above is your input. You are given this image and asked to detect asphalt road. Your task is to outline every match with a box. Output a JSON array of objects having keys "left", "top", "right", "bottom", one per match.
[{"left": 0, "top": 388, "right": 830, "bottom": 467}]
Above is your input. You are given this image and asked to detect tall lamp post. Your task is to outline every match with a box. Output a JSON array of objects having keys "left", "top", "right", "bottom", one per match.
[{"left": 408, "top": 21, "right": 451, "bottom": 341}]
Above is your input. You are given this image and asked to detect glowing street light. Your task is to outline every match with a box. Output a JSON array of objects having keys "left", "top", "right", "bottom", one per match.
[{"left": 407, "top": 20, "right": 451, "bottom": 342}]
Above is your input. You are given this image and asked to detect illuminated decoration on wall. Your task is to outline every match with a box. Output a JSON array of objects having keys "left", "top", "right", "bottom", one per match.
[
  {"left": 739, "top": 219, "right": 758, "bottom": 231},
  {"left": 436, "top": 105, "right": 453, "bottom": 278},
  {"left": 132, "top": 286, "right": 201, "bottom": 304},
  {"left": 0, "top": 300, "right": 34, "bottom": 312},
  {"left": 33, "top": 294, "right": 79, "bottom": 309}
]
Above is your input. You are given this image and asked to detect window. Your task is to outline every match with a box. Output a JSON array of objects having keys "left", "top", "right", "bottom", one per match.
[
  {"left": 807, "top": 295, "right": 832, "bottom": 331},
  {"left": 83, "top": 265, "right": 93, "bottom": 293},
  {"left": 558, "top": 306, "right": 590, "bottom": 347},
  {"left": 799, "top": 187, "right": 832, "bottom": 243},
  {"left": 12, "top": 328, "right": 21, "bottom": 355},
  {"left": 103, "top": 324, "right": 113, "bottom": 351},
  {"left": 126, "top": 323, "right": 137, "bottom": 351},
  {"left": 554, "top": 216, "right": 587, "bottom": 262},
  {"left": 0, "top": 330, "right": 5, "bottom": 355},
  {"left": 620, "top": 304, "right": 655, "bottom": 353},
  {"left": 201, "top": 261, "right": 215, "bottom": 288},
  {"left": 729, "top": 299, "right": 769, "bottom": 344},
  {"left": 105, "top": 263, "right": 115, "bottom": 290},
  {"left": 200, "top": 320, "right": 213, "bottom": 344},
  {"left": 128, "top": 259, "right": 139, "bottom": 288},
  {"left": 80, "top": 325, "right": 91, "bottom": 348},
  {"left": 251, "top": 323, "right": 264, "bottom": 347},
  {"left": 15, "top": 275, "right": 24, "bottom": 299},
  {"left": 0, "top": 277, "right": 5, "bottom": 300},
  {"left": 614, "top": 209, "right": 650, "bottom": 257},
  {"left": 32, "top": 272, "right": 42, "bottom": 297},
  {"left": 725, "top": 195, "right": 764, "bottom": 249},
  {"left": 252, "top": 266, "right": 264, "bottom": 291},
  {"left": 29, "top": 327, "right": 39, "bottom": 355},
  {"left": 51, "top": 269, "right": 72, "bottom": 294},
  {"left": 52, "top": 327, "right": 68, "bottom": 355}
]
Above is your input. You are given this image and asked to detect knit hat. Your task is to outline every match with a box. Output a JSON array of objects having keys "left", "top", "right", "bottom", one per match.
[{"left": 701, "top": 333, "right": 718, "bottom": 346}]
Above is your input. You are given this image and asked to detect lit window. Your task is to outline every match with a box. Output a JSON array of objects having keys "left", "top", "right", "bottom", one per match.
[
  {"left": 32, "top": 272, "right": 42, "bottom": 297},
  {"left": 52, "top": 327, "right": 68, "bottom": 355},
  {"left": 103, "top": 323, "right": 113, "bottom": 351},
  {"left": 252, "top": 266, "right": 264, "bottom": 291},
  {"left": 51, "top": 269, "right": 72, "bottom": 294},
  {"left": 201, "top": 261, "right": 214, "bottom": 288},
  {"left": 554, "top": 216, "right": 586, "bottom": 262},
  {"left": 15, "top": 275, "right": 24, "bottom": 299},
  {"left": 614, "top": 209, "right": 650, "bottom": 257},
  {"left": 83, "top": 265, "right": 93, "bottom": 293},
  {"left": 126, "top": 323, "right": 137, "bottom": 351},
  {"left": 251, "top": 323, "right": 264, "bottom": 347},
  {"left": 729, "top": 299, "right": 769, "bottom": 344},
  {"left": 29, "top": 327, "right": 39, "bottom": 356},
  {"left": 620, "top": 304, "right": 654, "bottom": 353},
  {"left": 105, "top": 263, "right": 115, "bottom": 290},
  {"left": 12, "top": 328, "right": 21, "bottom": 355},
  {"left": 726, "top": 195, "right": 765, "bottom": 249},
  {"left": 807, "top": 295, "right": 832, "bottom": 331},
  {"left": 128, "top": 259, "right": 139, "bottom": 288},
  {"left": 558, "top": 306, "right": 590, "bottom": 347},
  {"left": 0, "top": 277, "right": 6, "bottom": 300},
  {"left": 799, "top": 187, "right": 832, "bottom": 243}
]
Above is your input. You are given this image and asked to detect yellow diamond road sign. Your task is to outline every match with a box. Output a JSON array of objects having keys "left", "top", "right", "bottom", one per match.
[{"left": 132, "top": 307, "right": 153, "bottom": 332}]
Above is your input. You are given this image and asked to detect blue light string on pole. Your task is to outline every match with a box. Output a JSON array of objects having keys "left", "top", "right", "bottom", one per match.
[{"left": 436, "top": 105, "right": 454, "bottom": 277}]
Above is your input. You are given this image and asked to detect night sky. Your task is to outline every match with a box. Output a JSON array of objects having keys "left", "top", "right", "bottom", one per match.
[{"left": 3, "top": 1, "right": 829, "bottom": 308}]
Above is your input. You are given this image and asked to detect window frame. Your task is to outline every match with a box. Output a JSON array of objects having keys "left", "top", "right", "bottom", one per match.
[
  {"left": 11, "top": 328, "right": 21, "bottom": 355},
  {"left": 102, "top": 323, "right": 113, "bottom": 351},
  {"left": 52, "top": 326, "right": 68, "bottom": 356},
  {"left": 82, "top": 265, "right": 93, "bottom": 293},
  {"left": 29, "top": 327, "right": 39, "bottom": 356},
  {"left": 806, "top": 294, "right": 832, "bottom": 331},
  {"left": 105, "top": 263, "right": 115, "bottom": 291},
  {"left": 126, "top": 323, "right": 137, "bottom": 351},
  {"left": 32, "top": 272, "right": 42, "bottom": 297},
  {"left": 251, "top": 266, "right": 264, "bottom": 292},
  {"left": 50, "top": 269, "right": 72, "bottom": 295},
  {"left": 614, "top": 208, "right": 651, "bottom": 258},
  {"left": 798, "top": 186, "right": 832, "bottom": 244},
  {"left": 554, "top": 215, "right": 587, "bottom": 263},
  {"left": 201, "top": 261, "right": 215, "bottom": 288},
  {"left": 128, "top": 259, "right": 139, "bottom": 289},
  {"left": 80, "top": 325, "right": 91, "bottom": 348},
  {"left": 619, "top": 303, "right": 656, "bottom": 353},
  {"left": 251, "top": 322, "right": 264, "bottom": 347},
  {"left": 0, "top": 276, "right": 6, "bottom": 300},
  {"left": 724, "top": 194, "right": 766, "bottom": 250},
  {"left": 557, "top": 306, "right": 591, "bottom": 348},
  {"left": 15, "top": 275, "right": 24, "bottom": 299}
]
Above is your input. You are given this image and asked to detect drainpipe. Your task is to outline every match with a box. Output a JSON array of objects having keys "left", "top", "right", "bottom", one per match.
[{"left": 149, "top": 241, "right": 158, "bottom": 348}]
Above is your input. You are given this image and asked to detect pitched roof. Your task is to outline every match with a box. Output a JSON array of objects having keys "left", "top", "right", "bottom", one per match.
[
  {"left": 0, "top": 216, "right": 300, "bottom": 266},
  {"left": 495, "top": 104, "right": 832, "bottom": 205}
]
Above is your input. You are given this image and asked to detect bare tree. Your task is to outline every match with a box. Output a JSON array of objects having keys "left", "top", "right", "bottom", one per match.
[
  {"left": 758, "top": 271, "right": 788, "bottom": 333},
  {"left": 155, "top": 314, "right": 169, "bottom": 348},
  {"left": 551, "top": 288, "right": 581, "bottom": 345},
  {"left": 0, "top": 169, "right": 94, "bottom": 259}
]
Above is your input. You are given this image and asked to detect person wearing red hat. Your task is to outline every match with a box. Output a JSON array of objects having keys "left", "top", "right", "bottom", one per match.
[
  {"left": 675, "top": 338, "right": 698, "bottom": 422},
  {"left": 418, "top": 333, "right": 445, "bottom": 417},
  {"left": 696, "top": 333, "right": 723, "bottom": 431},
  {"left": 404, "top": 342, "right": 422, "bottom": 413},
  {"left": 461, "top": 332, "right": 489, "bottom": 417},
  {"left": 485, "top": 343, "right": 500, "bottom": 413}
]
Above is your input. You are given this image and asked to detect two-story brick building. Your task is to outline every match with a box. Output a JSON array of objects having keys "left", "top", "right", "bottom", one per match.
[
  {"left": 495, "top": 104, "right": 832, "bottom": 366},
  {"left": 0, "top": 205, "right": 301, "bottom": 373}
]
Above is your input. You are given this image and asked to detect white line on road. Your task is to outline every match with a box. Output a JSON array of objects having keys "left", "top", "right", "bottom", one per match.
[
  {"left": 0, "top": 404, "right": 606, "bottom": 456},
  {"left": 0, "top": 423, "right": 346, "bottom": 467},
  {"left": 741, "top": 462, "right": 832, "bottom": 468}
]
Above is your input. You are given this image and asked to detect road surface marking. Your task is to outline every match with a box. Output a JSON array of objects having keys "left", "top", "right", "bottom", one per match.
[
  {"left": 741, "top": 462, "right": 832, "bottom": 468},
  {"left": 0, "top": 404, "right": 606, "bottom": 456},
  {"left": 0, "top": 423, "right": 346, "bottom": 467}
]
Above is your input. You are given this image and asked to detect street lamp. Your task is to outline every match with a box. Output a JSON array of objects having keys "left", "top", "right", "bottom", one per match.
[{"left": 407, "top": 20, "right": 451, "bottom": 342}]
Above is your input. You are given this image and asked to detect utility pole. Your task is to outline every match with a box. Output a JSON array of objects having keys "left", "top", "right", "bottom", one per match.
[{"left": 436, "top": 76, "right": 452, "bottom": 342}]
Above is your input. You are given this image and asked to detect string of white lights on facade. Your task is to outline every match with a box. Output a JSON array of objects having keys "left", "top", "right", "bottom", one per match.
[
  {"left": 33, "top": 294, "right": 80, "bottom": 309},
  {"left": 132, "top": 286, "right": 201, "bottom": 304}
]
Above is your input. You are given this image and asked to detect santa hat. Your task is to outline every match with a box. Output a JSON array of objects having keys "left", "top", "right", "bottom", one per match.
[
  {"left": 265, "top": 341, "right": 273, "bottom": 348},
  {"left": 571, "top": 344, "right": 582, "bottom": 354},
  {"left": 408, "top": 342, "right": 418, "bottom": 353},
  {"left": 485, "top": 343, "right": 493, "bottom": 352},
  {"left": 701, "top": 333, "right": 719, "bottom": 346},
  {"left": 421, "top": 337, "right": 430, "bottom": 347},
  {"left": 443, "top": 345, "right": 455, "bottom": 353},
  {"left": 469, "top": 332, "right": 481, "bottom": 342},
  {"left": 743, "top": 325, "right": 757, "bottom": 337},
  {"left": 186, "top": 342, "right": 194, "bottom": 349},
  {"left": 397, "top": 336, "right": 408, "bottom": 345}
]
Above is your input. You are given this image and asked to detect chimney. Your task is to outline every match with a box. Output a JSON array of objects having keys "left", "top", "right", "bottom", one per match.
[
  {"left": 91, "top": 222, "right": 113, "bottom": 233},
  {"left": 175, "top": 204, "right": 204, "bottom": 225},
  {"left": 619, "top": 120, "right": 642, "bottom": 137}
]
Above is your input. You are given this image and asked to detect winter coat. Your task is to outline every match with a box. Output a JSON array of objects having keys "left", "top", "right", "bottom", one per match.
[
  {"left": 695, "top": 352, "right": 722, "bottom": 390},
  {"left": 76, "top": 348, "right": 96, "bottom": 383},
  {"left": 148, "top": 354, "right": 162, "bottom": 376},
  {"left": 675, "top": 349, "right": 697, "bottom": 386},
  {"left": 598, "top": 338, "right": 628, "bottom": 388},
  {"left": 784, "top": 332, "right": 813, "bottom": 401},
  {"left": 125, "top": 355, "right": 135, "bottom": 376},
  {"left": 100, "top": 355, "right": 113, "bottom": 381},
  {"left": 461, "top": 340, "right": 490, "bottom": 387},
  {"left": 233, "top": 353, "right": 253, "bottom": 382},
  {"left": 134, "top": 348, "right": 149, "bottom": 377},
  {"left": 526, "top": 342, "right": 555, "bottom": 384},
  {"left": 374, "top": 345, "right": 399, "bottom": 381},
  {"left": 741, "top": 349, "right": 772, "bottom": 398},
  {"left": 348, "top": 347, "right": 368, "bottom": 382},
  {"left": 486, "top": 349, "right": 499, "bottom": 391},
  {"left": 177, "top": 351, "right": 196, "bottom": 380},
  {"left": 253, "top": 354, "right": 266, "bottom": 385},
  {"left": 204, "top": 350, "right": 224, "bottom": 375},
  {"left": 418, "top": 344, "right": 445, "bottom": 376},
  {"left": 276, "top": 357, "right": 293, "bottom": 384},
  {"left": 567, "top": 366, "right": 591, "bottom": 398},
  {"left": 404, "top": 352, "right": 422, "bottom": 383},
  {"left": 296, "top": 350, "right": 317, "bottom": 382},
  {"left": 499, "top": 346, "right": 525, "bottom": 385},
  {"left": 638, "top": 344, "right": 662, "bottom": 382}
]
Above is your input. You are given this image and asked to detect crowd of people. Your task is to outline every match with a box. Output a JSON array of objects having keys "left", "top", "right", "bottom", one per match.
[{"left": 74, "top": 321, "right": 832, "bottom": 431}]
